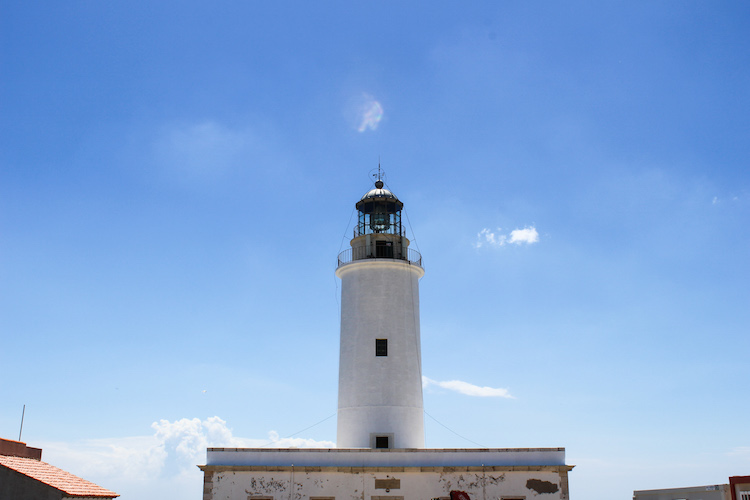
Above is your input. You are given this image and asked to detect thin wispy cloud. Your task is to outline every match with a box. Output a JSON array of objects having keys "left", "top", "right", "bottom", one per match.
[
  {"left": 423, "top": 376, "right": 514, "bottom": 398},
  {"left": 475, "top": 226, "right": 539, "bottom": 248},
  {"left": 357, "top": 93, "right": 384, "bottom": 132},
  {"left": 153, "top": 121, "right": 259, "bottom": 181},
  {"left": 712, "top": 194, "right": 744, "bottom": 205},
  {"left": 727, "top": 446, "right": 750, "bottom": 461}
]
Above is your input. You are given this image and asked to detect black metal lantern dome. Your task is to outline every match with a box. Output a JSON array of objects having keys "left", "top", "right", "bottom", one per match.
[{"left": 355, "top": 180, "right": 404, "bottom": 236}]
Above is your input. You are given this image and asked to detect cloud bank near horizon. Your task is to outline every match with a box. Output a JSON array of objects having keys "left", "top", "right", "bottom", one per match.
[
  {"left": 423, "top": 376, "right": 514, "bottom": 398},
  {"left": 39, "top": 416, "right": 335, "bottom": 499}
]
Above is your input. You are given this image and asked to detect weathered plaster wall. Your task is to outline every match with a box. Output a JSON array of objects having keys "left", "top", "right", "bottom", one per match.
[{"left": 200, "top": 466, "right": 571, "bottom": 500}]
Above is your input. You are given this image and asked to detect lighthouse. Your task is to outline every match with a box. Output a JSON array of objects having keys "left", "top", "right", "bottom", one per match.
[
  {"left": 200, "top": 173, "right": 573, "bottom": 500},
  {"left": 335, "top": 177, "right": 425, "bottom": 449}
]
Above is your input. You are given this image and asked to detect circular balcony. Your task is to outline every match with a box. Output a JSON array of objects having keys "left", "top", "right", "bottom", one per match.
[{"left": 337, "top": 247, "right": 422, "bottom": 269}]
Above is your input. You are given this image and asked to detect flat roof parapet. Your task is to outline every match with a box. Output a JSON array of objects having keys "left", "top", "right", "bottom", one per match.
[{"left": 205, "top": 447, "right": 568, "bottom": 468}]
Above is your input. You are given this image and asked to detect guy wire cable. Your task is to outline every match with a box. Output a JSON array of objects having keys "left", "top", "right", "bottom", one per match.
[
  {"left": 424, "top": 410, "right": 488, "bottom": 448},
  {"left": 259, "top": 412, "right": 338, "bottom": 448}
]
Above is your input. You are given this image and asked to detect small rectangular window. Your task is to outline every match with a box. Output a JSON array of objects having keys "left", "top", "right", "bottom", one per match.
[{"left": 376, "top": 339, "right": 388, "bottom": 356}]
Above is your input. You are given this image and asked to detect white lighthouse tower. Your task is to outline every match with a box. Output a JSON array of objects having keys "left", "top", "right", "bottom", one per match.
[
  {"left": 335, "top": 176, "right": 425, "bottom": 449},
  {"left": 200, "top": 172, "right": 573, "bottom": 500}
]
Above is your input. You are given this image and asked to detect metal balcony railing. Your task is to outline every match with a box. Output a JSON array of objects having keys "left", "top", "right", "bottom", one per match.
[{"left": 337, "top": 247, "right": 423, "bottom": 268}]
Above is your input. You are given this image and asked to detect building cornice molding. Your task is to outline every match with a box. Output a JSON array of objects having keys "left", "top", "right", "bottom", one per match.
[{"left": 198, "top": 464, "right": 575, "bottom": 473}]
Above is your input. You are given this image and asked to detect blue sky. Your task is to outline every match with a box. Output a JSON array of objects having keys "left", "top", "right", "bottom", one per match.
[{"left": 1, "top": 2, "right": 748, "bottom": 499}]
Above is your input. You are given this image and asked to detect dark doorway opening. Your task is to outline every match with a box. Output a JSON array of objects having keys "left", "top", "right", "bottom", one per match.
[
  {"left": 375, "top": 240, "right": 394, "bottom": 258},
  {"left": 375, "top": 436, "right": 389, "bottom": 449}
]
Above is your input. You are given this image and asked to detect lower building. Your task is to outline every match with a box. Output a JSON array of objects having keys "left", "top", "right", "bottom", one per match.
[
  {"left": 198, "top": 448, "right": 573, "bottom": 500},
  {"left": 730, "top": 477, "right": 750, "bottom": 500},
  {"left": 0, "top": 437, "right": 118, "bottom": 500},
  {"left": 633, "top": 484, "right": 731, "bottom": 500},
  {"left": 633, "top": 476, "right": 750, "bottom": 500}
]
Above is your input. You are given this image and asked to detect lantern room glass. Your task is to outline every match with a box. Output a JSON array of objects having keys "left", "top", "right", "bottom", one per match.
[{"left": 356, "top": 209, "right": 402, "bottom": 236}]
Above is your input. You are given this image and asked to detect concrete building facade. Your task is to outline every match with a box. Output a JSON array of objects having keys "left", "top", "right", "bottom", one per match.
[
  {"left": 633, "top": 484, "right": 731, "bottom": 500},
  {"left": 633, "top": 477, "right": 750, "bottom": 500},
  {"left": 200, "top": 448, "right": 572, "bottom": 500}
]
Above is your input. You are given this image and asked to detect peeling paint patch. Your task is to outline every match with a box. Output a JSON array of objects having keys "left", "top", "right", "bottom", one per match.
[{"left": 526, "top": 479, "right": 559, "bottom": 494}]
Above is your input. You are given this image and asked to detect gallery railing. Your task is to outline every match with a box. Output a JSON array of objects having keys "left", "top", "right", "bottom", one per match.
[{"left": 337, "top": 247, "right": 422, "bottom": 268}]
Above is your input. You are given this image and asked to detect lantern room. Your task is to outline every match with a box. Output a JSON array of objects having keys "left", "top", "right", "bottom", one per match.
[
  {"left": 337, "top": 179, "right": 422, "bottom": 267},
  {"left": 355, "top": 179, "right": 403, "bottom": 237}
]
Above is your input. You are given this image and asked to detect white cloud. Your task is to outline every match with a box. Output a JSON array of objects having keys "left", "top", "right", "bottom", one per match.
[
  {"left": 40, "top": 435, "right": 166, "bottom": 481},
  {"left": 474, "top": 226, "right": 539, "bottom": 248},
  {"left": 356, "top": 93, "right": 384, "bottom": 132},
  {"left": 508, "top": 227, "right": 539, "bottom": 244},
  {"left": 262, "top": 430, "right": 337, "bottom": 449},
  {"left": 475, "top": 228, "right": 506, "bottom": 248},
  {"left": 153, "top": 121, "right": 259, "bottom": 181},
  {"left": 423, "top": 376, "right": 514, "bottom": 398},
  {"left": 39, "top": 417, "right": 335, "bottom": 500}
]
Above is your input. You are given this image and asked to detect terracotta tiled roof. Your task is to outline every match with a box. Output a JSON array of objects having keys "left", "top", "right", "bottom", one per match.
[{"left": 0, "top": 455, "right": 118, "bottom": 498}]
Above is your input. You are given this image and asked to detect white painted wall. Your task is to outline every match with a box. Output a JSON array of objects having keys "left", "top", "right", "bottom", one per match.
[
  {"left": 335, "top": 259, "right": 425, "bottom": 449},
  {"left": 201, "top": 467, "right": 571, "bottom": 500},
  {"left": 205, "top": 448, "right": 567, "bottom": 467}
]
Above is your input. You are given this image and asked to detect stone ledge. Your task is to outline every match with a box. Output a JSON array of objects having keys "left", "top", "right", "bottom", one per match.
[{"left": 197, "top": 465, "right": 575, "bottom": 473}]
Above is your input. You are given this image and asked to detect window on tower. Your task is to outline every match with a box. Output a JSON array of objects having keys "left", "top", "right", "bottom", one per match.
[
  {"left": 375, "top": 436, "right": 389, "bottom": 449},
  {"left": 376, "top": 339, "right": 388, "bottom": 356}
]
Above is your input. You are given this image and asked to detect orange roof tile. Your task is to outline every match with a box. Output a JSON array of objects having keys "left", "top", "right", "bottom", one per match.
[{"left": 0, "top": 455, "right": 118, "bottom": 497}]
